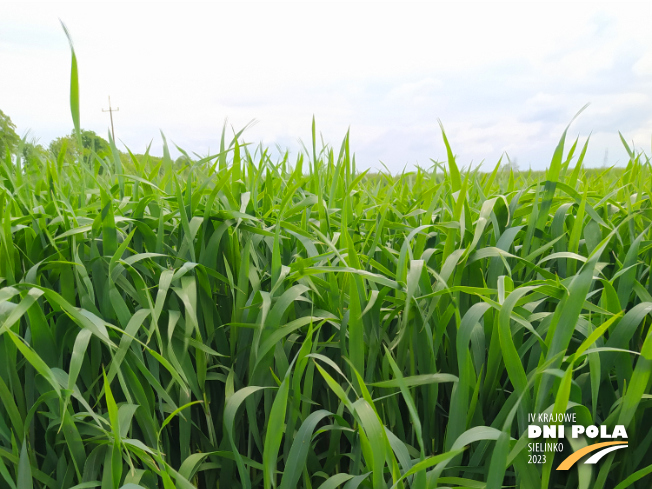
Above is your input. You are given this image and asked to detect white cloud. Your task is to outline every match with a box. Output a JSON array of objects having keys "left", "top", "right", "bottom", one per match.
[{"left": 0, "top": 1, "right": 650, "bottom": 171}]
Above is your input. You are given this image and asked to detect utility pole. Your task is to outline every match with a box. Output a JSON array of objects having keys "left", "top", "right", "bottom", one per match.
[{"left": 102, "top": 96, "right": 119, "bottom": 141}]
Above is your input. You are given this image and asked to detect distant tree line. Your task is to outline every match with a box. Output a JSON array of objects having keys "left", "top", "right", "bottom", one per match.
[{"left": 0, "top": 108, "right": 164, "bottom": 173}]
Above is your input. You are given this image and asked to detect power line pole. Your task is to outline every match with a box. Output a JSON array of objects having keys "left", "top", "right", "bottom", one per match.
[{"left": 102, "top": 96, "right": 119, "bottom": 141}]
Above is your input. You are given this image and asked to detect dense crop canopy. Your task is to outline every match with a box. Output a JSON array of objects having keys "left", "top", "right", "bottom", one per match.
[{"left": 0, "top": 117, "right": 651, "bottom": 489}]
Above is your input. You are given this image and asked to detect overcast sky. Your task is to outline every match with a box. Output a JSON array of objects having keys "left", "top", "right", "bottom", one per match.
[{"left": 1, "top": 1, "right": 651, "bottom": 172}]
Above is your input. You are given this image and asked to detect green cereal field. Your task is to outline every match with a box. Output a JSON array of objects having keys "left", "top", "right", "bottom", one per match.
[{"left": 1, "top": 26, "right": 651, "bottom": 489}]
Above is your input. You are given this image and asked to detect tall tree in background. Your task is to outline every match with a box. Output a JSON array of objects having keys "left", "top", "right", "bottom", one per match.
[
  {"left": 0, "top": 109, "right": 20, "bottom": 159},
  {"left": 49, "top": 129, "right": 111, "bottom": 160}
]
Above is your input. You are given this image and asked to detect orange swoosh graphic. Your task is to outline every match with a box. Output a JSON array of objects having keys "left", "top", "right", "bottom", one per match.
[{"left": 556, "top": 441, "right": 627, "bottom": 470}]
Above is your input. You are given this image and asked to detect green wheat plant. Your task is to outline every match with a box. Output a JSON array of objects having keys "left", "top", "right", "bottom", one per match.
[{"left": 0, "top": 27, "right": 651, "bottom": 489}]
